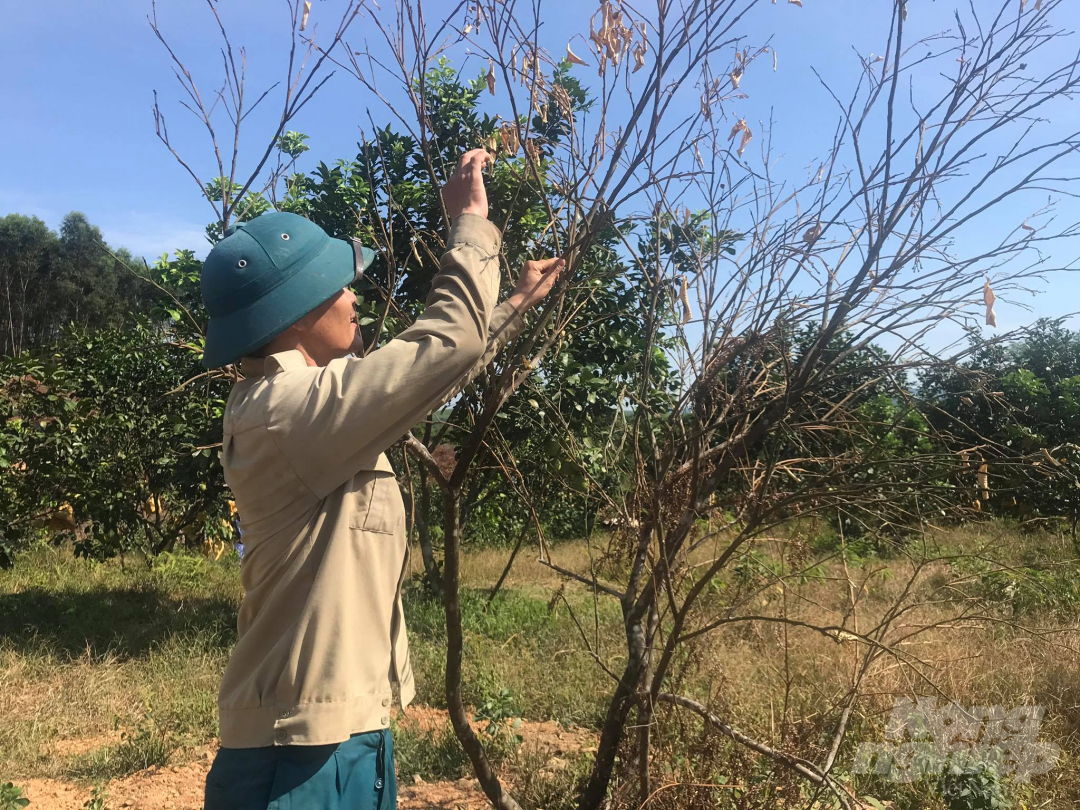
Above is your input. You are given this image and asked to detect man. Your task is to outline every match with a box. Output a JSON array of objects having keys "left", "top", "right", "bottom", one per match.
[{"left": 199, "top": 149, "right": 562, "bottom": 808}]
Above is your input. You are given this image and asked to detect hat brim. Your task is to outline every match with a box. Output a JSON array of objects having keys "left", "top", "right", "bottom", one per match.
[{"left": 202, "top": 236, "right": 373, "bottom": 368}]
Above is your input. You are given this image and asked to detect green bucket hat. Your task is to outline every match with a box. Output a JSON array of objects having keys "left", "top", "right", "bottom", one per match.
[{"left": 200, "top": 212, "right": 375, "bottom": 368}]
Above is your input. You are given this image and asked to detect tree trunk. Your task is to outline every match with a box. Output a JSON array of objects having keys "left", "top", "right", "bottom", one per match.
[
  {"left": 442, "top": 492, "right": 522, "bottom": 810},
  {"left": 417, "top": 464, "right": 442, "bottom": 595},
  {"left": 485, "top": 524, "right": 528, "bottom": 609},
  {"left": 577, "top": 609, "right": 649, "bottom": 810}
]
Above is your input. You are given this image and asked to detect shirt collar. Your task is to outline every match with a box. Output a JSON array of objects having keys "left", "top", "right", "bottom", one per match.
[{"left": 239, "top": 349, "right": 309, "bottom": 379}]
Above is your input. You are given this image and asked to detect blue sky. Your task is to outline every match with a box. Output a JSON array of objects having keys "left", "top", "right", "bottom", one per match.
[{"left": 3, "top": 0, "right": 1078, "bottom": 333}]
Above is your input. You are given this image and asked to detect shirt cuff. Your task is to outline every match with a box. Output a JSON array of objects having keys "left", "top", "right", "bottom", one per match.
[{"left": 447, "top": 213, "right": 502, "bottom": 256}]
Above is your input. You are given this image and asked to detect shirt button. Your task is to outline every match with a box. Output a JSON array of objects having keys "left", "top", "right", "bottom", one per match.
[
  {"left": 278, "top": 708, "right": 292, "bottom": 718},
  {"left": 381, "top": 697, "right": 390, "bottom": 707},
  {"left": 380, "top": 716, "right": 389, "bottom": 726},
  {"left": 275, "top": 729, "right": 288, "bottom": 743},
  {"left": 375, "top": 778, "right": 384, "bottom": 789}
]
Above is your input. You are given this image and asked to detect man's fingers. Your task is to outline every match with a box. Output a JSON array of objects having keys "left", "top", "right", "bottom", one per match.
[
  {"left": 531, "top": 257, "right": 566, "bottom": 274},
  {"left": 458, "top": 149, "right": 492, "bottom": 175}
]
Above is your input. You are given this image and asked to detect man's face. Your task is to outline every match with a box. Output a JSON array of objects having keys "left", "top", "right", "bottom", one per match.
[{"left": 294, "top": 286, "right": 362, "bottom": 365}]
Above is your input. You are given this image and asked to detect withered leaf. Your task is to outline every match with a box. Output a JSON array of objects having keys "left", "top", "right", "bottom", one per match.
[
  {"left": 679, "top": 276, "right": 693, "bottom": 324},
  {"left": 730, "top": 69, "right": 743, "bottom": 90},
  {"left": 983, "top": 278, "right": 997, "bottom": 328},
  {"left": 694, "top": 141, "right": 704, "bottom": 169},
  {"left": 729, "top": 119, "right": 752, "bottom": 156},
  {"left": 773, "top": 49, "right": 778, "bottom": 71},
  {"left": 300, "top": 0, "right": 311, "bottom": 31},
  {"left": 486, "top": 58, "right": 496, "bottom": 95},
  {"left": 788, "top": 0, "right": 803, "bottom": 6},
  {"left": 463, "top": 23, "right": 473, "bottom": 35},
  {"left": 499, "top": 123, "right": 521, "bottom": 155},
  {"left": 567, "top": 43, "right": 589, "bottom": 66},
  {"left": 1021, "top": 221, "right": 1036, "bottom": 232},
  {"left": 978, "top": 462, "right": 989, "bottom": 500},
  {"left": 902, "top": 3, "right": 908, "bottom": 21},
  {"left": 802, "top": 223, "right": 821, "bottom": 244}
]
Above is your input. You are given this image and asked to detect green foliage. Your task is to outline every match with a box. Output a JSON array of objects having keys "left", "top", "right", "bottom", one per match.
[
  {"left": 0, "top": 783, "right": 30, "bottom": 810},
  {"left": 0, "top": 318, "right": 230, "bottom": 563},
  {"left": 923, "top": 319, "right": 1080, "bottom": 526},
  {"left": 276, "top": 130, "right": 310, "bottom": 159},
  {"left": 937, "top": 758, "right": 1010, "bottom": 810},
  {"left": 970, "top": 562, "right": 1080, "bottom": 617},
  {"left": 475, "top": 687, "right": 524, "bottom": 749},
  {"left": 81, "top": 785, "right": 109, "bottom": 810}
]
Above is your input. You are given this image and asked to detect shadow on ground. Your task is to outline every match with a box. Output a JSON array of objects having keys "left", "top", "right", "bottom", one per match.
[{"left": 0, "top": 586, "right": 238, "bottom": 658}]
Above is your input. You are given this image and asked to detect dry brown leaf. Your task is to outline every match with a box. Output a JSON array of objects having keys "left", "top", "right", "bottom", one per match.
[
  {"left": 633, "top": 42, "right": 646, "bottom": 72},
  {"left": 679, "top": 276, "right": 693, "bottom": 324},
  {"left": 983, "top": 278, "right": 997, "bottom": 328},
  {"left": 728, "top": 119, "right": 753, "bottom": 156},
  {"left": 300, "top": 0, "right": 311, "bottom": 31},
  {"left": 1036, "top": 0, "right": 1043, "bottom": 8},
  {"left": 730, "top": 69, "right": 743, "bottom": 90},
  {"left": 486, "top": 58, "right": 496, "bottom": 96},
  {"left": 978, "top": 462, "right": 989, "bottom": 500},
  {"left": 802, "top": 223, "right": 821, "bottom": 244},
  {"left": 773, "top": 49, "right": 778, "bottom": 71},
  {"left": 701, "top": 95, "right": 712, "bottom": 121},
  {"left": 567, "top": 43, "right": 589, "bottom": 66},
  {"left": 694, "top": 141, "right": 704, "bottom": 169},
  {"left": 902, "top": 3, "right": 908, "bottom": 21},
  {"left": 499, "top": 123, "right": 521, "bottom": 155},
  {"left": 739, "top": 127, "right": 752, "bottom": 156},
  {"left": 1021, "top": 221, "right": 1036, "bottom": 232},
  {"left": 1042, "top": 447, "right": 1062, "bottom": 467},
  {"left": 788, "top": 0, "right": 803, "bottom": 6},
  {"left": 463, "top": 23, "right": 473, "bottom": 35}
]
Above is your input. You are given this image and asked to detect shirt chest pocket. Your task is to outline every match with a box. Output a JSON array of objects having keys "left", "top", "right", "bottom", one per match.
[{"left": 350, "top": 454, "right": 405, "bottom": 534}]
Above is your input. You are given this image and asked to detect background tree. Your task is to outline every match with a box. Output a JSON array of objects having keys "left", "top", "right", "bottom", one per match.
[{"left": 0, "top": 212, "right": 156, "bottom": 357}]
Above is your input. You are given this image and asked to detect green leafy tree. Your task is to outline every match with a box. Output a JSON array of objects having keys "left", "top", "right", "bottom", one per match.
[{"left": 923, "top": 319, "right": 1080, "bottom": 530}]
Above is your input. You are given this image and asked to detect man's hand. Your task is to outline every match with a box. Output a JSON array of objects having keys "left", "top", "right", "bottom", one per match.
[
  {"left": 507, "top": 257, "right": 565, "bottom": 313},
  {"left": 442, "top": 149, "right": 492, "bottom": 221}
]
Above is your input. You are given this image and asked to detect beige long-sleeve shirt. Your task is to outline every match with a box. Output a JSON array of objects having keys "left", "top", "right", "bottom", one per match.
[{"left": 216, "top": 214, "right": 524, "bottom": 748}]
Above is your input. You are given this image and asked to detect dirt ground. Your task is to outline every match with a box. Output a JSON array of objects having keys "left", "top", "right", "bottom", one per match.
[{"left": 15, "top": 707, "right": 591, "bottom": 809}]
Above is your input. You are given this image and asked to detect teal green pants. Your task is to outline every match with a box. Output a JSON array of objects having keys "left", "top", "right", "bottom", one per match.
[{"left": 203, "top": 729, "right": 396, "bottom": 809}]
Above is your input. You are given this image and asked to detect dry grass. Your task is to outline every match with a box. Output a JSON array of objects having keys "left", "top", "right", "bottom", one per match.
[{"left": 2, "top": 523, "right": 1080, "bottom": 808}]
